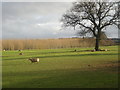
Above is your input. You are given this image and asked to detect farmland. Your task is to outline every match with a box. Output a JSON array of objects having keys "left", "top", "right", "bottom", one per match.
[{"left": 2, "top": 46, "right": 119, "bottom": 88}]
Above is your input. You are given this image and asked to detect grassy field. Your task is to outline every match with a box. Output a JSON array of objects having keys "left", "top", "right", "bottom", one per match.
[{"left": 2, "top": 46, "right": 119, "bottom": 88}]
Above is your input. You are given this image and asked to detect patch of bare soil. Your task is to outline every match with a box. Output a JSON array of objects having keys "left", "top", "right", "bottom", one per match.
[{"left": 86, "top": 63, "right": 120, "bottom": 73}]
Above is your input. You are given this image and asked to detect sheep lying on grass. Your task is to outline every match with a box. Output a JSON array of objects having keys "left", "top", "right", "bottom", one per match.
[
  {"left": 91, "top": 49, "right": 96, "bottom": 52},
  {"left": 100, "top": 49, "right": 108, "bottom": 51},
  {"left": 91, "top": 49, "right": 108, "bottom": 52},
  {"left": 28, "top": 58, "right": 39, "bottom": 63},
  {"left": 19, "top": 53, "right": 23, "bottom": 55},
  {"left": 18, "top": 50, "right": 22, "bottom": 51}
]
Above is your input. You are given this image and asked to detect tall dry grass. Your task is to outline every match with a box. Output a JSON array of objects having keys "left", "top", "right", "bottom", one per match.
[
  {"left": 0, "top": 40, "right": 2, "bottom": 50},
  {"left": 2, "top": 38, "right": 114, "bottom": 50}
]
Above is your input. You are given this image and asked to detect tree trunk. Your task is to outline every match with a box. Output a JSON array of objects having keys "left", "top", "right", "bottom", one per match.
[
  {"left": 95, "top": 30, "right": 101, "bottom": 51},
  {"left": 95, "top": 37, "right": 100, "bottom": 51}
]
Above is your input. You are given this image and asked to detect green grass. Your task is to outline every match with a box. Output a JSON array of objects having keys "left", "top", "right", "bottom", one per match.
[{"left": 2, "top": 46, "right": 119, "bottom": 88}]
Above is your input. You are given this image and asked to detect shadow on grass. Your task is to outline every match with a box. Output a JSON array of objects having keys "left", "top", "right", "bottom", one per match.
[
  {"left": 19, "top": 49, "right": 117, "bottom": 56},
  {"left": 2, "top": 53, "right": 118, "bottom": 60}
]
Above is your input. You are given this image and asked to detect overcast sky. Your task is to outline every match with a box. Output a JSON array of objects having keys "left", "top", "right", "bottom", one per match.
[{"left": 2, "top": 2, "right": 118, "bottom": 39}]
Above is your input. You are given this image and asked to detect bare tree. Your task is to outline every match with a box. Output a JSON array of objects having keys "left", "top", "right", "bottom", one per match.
[
  {"left": 76, "top": 28, "right": 89, "bottom": 39},
  {"left": 61, "top": 1, "right": 119, "bottom": 51},
  {"left": 100, "top": 31, "right": 107, "bottom": 40}
]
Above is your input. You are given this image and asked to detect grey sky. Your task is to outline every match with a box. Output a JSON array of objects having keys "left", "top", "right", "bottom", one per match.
[{"left": 2, "top": 2, "right": 118, "bottom": 39}]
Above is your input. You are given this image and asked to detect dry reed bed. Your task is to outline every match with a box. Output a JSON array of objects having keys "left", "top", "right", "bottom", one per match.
[{"left": 1, "top": 38, "right": 114, "bottom": 50}]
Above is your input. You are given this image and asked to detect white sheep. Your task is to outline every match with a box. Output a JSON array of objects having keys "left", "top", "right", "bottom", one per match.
[
  {"left": 28, "top": 58, "right": 39, "bottom": 63},
  {"left": 91, "top": 49, "right": 96, "bottom": 52},
  {"left": 105, "top": 49, "right": 108, "bottom": 51}
]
